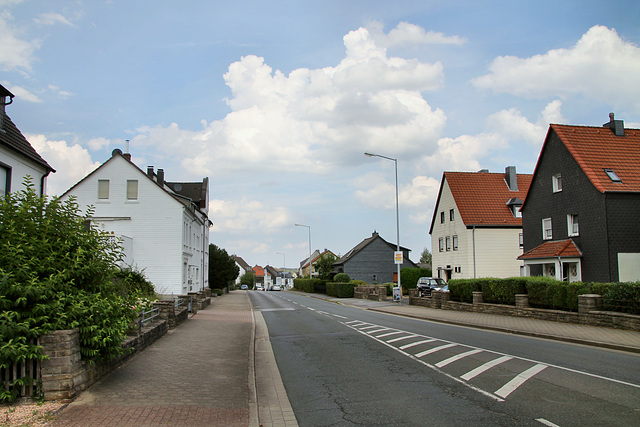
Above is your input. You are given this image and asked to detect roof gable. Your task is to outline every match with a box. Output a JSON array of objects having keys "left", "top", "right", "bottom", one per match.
[
  {"left": 518, "top": 239, "right": 582, "bottom": 260},
  {"left": 334, "top": 232, "right": 411, "bottom": 265},
  {"left": 430, "top": 171, "right": 532, "bottom": 232},
  {"left": 0, "top": 113, "right": 55, "bottom": 173},
  {"left": 550, "top": 123, "right": 640, "bottom": 193}
]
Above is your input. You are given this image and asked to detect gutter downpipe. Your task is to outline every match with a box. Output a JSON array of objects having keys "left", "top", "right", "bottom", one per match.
[
  {"left": 472, "top": 225, "right": 477, "bottom": 279},
  {"left": 558, "top": 256, "right": 563, "bottom": 282},
  {"left": 40, "top": 170, "right": 52, "bottom": 196}
]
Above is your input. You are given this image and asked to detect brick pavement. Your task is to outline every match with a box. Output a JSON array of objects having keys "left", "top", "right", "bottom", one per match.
[{"left": 51, "top": 291, "right": 256, "bottom": 427}]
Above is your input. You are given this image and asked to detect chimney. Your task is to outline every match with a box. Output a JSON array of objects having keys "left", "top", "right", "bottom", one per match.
[
  {"left": 603, "top": 112, "right": 625, "bottom": 137},
  {"left": 157, "top": 169, "right": 164, "bottom": 186},
  {"left": 0, "top": 84, "right": 15, "bottom": 132},
  {"left": 147, "top": 166, "right": 154, "bottom": 177},
  {"left": 505, "top": 166, "right": 518, "bottom": 191},
  {"left": 123, "top": 139, "right": 131, "bottom": 160}
]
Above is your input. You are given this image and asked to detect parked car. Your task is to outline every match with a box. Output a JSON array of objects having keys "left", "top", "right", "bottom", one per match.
[
  {"left": 416, "top": 277, "right": 447, "bottom": 297},
  {"left": 271, "top": 284, "right": 282, "bottom": 291},
  {"left": 240, "top": 284, "right": 249, "bottom": 290},
  {"left": 256, "top": 284, "right": 265, "bottom": 291}
]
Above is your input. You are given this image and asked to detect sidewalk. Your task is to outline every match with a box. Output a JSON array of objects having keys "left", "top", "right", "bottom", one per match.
[
  {"left": 50, "top": 291, "right": 295, "bottom": 427},
  {"left": 302, "top": 292, "right": 640, "bottom": 354}
]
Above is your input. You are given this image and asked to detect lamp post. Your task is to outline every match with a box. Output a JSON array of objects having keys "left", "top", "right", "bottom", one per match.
[
  {"left": 295, "top": 224, "right": 312, "bottom": 278},
  {"left": 364, "top": 152, "right": 402, "bottom": 296}
]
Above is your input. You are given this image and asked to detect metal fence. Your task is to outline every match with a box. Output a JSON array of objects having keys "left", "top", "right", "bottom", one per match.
[{"left": 140, "top": 307, "right": 160, "bottom": 325}]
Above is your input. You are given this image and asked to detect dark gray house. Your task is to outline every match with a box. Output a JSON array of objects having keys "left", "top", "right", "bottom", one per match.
[
  {"left": 333, "top": 231, "right": 418, "bottom": 284},
  {"left": 519, "top": 114, "right": 640, "bottom": 283}
]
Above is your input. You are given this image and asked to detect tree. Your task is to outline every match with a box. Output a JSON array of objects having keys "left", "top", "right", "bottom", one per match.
[
  {"left": 420, "top": 247, "right": 432, "bottom": 265},
  {"left": 315, "top": 252, "right": 337, "bottom": 280},
  {"left": 240, "top": 271, "right": 255, "bottom": 288},
  {"left": 208, "top": 244, "right": 239, "bottom": 289}
]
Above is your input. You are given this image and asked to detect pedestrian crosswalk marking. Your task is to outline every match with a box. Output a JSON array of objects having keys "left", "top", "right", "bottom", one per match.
[
  {"left": 375, "top": 331, "right": 404, "bottom": 339},
  {"left": 436, "top": 349, "right": 483, "bottom": 368},
  {"left": 386, "top": 334, "right": 418, "bottom": 343},
  {"left": 461, "top": 356, "right": 513, "bottom": 381},
  {"left": 399, "top": 339, "right": 436, "bottom": 350},
  {"left": 415, "top": 343, "right": 457, "bottom": 358},
  {"left": 495, "top": 364, "right": 548, "bottom": 398}
]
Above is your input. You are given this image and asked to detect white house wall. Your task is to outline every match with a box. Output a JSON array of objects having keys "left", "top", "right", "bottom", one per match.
[
  {"left": 61, "top": 155, "right": 207, "bottom": 296},
  {"left": 470, "top": 228, "right": 523, "bottom": 278},
  {"left": 0, "top": 144, "right": 49, "bottom": 195}
]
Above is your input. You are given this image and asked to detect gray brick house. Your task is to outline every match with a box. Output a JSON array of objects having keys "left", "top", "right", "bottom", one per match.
[
  {"left": 333, "top": 231, "right": 418, "bottom": 284},
  {"left": 519, "top": 114, "right": 640, "bottom": 283}
]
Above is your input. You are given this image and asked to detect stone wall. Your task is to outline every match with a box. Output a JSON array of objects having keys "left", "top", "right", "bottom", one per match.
[
  {"left": 354, "top": 285, "right": 388, "bottom": 301},
  {"left": 408, "top": 291, "right": 640, "bottom": 331}
]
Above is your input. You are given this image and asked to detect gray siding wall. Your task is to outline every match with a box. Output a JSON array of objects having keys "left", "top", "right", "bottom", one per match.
[{"left": 341, "top": 238, "right": 415, "bottom": 284}]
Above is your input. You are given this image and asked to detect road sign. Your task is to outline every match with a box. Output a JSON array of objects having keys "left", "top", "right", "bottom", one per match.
[{"left": 394, "top": 251, "right": 403, "bottom": 264}]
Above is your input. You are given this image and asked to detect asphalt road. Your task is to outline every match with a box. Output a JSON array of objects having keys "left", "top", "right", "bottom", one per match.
[{"left": 249, "top": 291, "right": 640, "bottom": 426}]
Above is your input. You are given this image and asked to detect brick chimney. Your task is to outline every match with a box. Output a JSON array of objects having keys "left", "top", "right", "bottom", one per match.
[
  {"left": 505, "top": 166, "right": 518, "bottom": 191},
  {"left": 157, "top": 169, "right": 164, "bottom": 186},
  {"left": 603, "top": 112, "right": 625, "bottom": 137}
]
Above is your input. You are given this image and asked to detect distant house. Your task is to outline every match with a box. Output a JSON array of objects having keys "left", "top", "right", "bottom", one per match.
[
  {"left": 333, "top": 231, "right": 418, "bottom": 284},
  {"left": 233, "top": 255, "right": 253, "bottom": 286},
  {"left": 253, "top": 265, "right": 265, "bottom": 285},
  {"left": 429, "top": 167, "right": 533, "bottom": 281},
  {"left": 60, "top": 149, "right": 211, "bottom": 296},
  {"left": 519, "top": 114, "right": 640, "bottom": 283},
  {"left": 298, "top": 249, "right": 338, "bottom": 278},
  {"left": 0, "top": 84, "right": 55, "bottom": 197}
]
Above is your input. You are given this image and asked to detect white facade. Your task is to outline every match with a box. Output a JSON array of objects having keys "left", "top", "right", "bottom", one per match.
[
  {"left": 60, "top": 153, "right": 210, "bottom": 296},
  {"left": 0, "top": 144, "right": 51, "bottom": 196},
  {"left": 431, "top": 180, "right": 525, "bottom": 281}
]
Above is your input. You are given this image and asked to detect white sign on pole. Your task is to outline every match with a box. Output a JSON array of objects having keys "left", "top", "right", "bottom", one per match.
[{"left": 394, "top": 251, "right": 403, "bottom": 264}]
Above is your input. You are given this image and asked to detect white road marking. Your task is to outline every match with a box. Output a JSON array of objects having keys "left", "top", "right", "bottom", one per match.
[
  {"left": 435, "top": 349, "right": 483, "bottom": 368},
  {"left": 332, "top": 314, "right": 348, "bottom": 319},
  {"left": 415, "top": 343, "right": 457, "bottom": 358},
  {"left": 386, "top": 334, "right": 419, "bottom": 343},
  {"left": 495, "top": 364, "right": 548, "bottom": 398},
  {"left": 399, "top": 339, "right": 436, "bottom": 350},
  {"left": 461, "top": 356, "right": 513, "bottom": 381},
  {"left": 366, "top": 328, "right": 391, "bottom": 334},
  {"left": 375, "top": 331, "right": 404, "bottom": 339},
  {"left": 536, "top": 418, "right": 560, "bottom": 427}
]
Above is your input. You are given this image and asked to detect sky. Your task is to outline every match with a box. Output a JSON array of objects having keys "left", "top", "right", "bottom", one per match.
[{"left": 2, "top": 0, "right": 640, "bottom": 270}]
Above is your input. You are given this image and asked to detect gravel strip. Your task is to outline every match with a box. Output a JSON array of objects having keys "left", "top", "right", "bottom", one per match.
[{"left": 1, "top": 401, "right": 66, "bottom": 426}]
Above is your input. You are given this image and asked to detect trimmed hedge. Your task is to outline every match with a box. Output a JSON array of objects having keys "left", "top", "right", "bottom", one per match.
[
  {"left": 447, "top": 277, "right": 640, "bottom": 314},
  {"left": 326, "top": 282, "right": 357, "bottom": 298},
  {"left": 293, "top": 278, "right": 325, "bottom": 293},
  {"left": 401, "top": 268, "right": 433, "bottom": 290},
  {"left": 334, "top": 273, "right": 351, "bottom": 282}
]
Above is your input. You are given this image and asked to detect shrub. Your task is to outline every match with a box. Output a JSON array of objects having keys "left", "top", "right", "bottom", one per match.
[
  {"left": 212, "top": 288, "right": 224, "bottom": 296},
  {"left": 383, "top": 283, "right": 394, "bottom": 296},
  {"left": 448, "top": 279, "right": 481, "bottom": 303},
  {"left": 350, "top": 280, "right": 367, "bottom": 287},
  {"left": 326, "top": 282, "right": 357, "bottom": 298},
  {"left": 114, "top": 265, "right": 156, "bottom": 298},
  {"left": 334, "top": 273, "right": 351, "bottom": 282},
  {"left": 401, "top": 268, "right": 432, "bottom": 290}
]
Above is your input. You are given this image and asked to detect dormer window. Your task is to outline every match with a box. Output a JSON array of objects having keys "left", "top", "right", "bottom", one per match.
[
  {"left": 552, "top": 174, "right": 562, "bottom": 192},
  {"left": 604, "top": 168, "right": 621, "bottom": 183},
  {"left": 506, "top": 197, "right": 523, "bottom": 218}
]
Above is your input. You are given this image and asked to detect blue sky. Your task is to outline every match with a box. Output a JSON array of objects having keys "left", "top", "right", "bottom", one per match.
[{"left": 2, "top": 0, "right": 640, "bottom": 269}]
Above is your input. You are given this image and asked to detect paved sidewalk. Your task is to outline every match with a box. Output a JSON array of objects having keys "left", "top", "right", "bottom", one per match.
[
  {"left": 50, "top": 291, "right": 294, "bottom": 427},
  {"left": 303, "top": 293, "right": 640, "bottom": 354}
]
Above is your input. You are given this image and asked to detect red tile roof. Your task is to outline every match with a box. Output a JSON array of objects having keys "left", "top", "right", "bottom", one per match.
[
  {"left": 518, "top": 239, "right": 582, "bottom": 260},
  {"left": 443, "top": 171, "right": 532, "bottom": 227},
  {"left": 550, "top": 124, "right": 640, "bottom": 193}
]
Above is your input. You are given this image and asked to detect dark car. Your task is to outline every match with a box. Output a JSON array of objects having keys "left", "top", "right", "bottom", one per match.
[{"left": 416, "top": 277, "right": 447, "bottom": 297}]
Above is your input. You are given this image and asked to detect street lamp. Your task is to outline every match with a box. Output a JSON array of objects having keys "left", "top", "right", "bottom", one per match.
[
  {"left": 295, "top": 224, "right": 312, "bottom": 278},
  {"left": 364, "top": 152, "right": 402, "bottom": 296}
]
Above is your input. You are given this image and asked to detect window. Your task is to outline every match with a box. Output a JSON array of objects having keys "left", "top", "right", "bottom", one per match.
[
  {"left": 446, "top": 236, "right": 451, "bottom": 251},
  {"left": 513, "top": 205, "right": 522, "bottom": 218},
  {"left": 440, "top": 212, "right": 445, "bottom": 223},
  {"left": 604, "top": 168, "right": 622, "bottom": 182},
  {"left": 438, "top": 237, "right": 444, "bottom": 252},
  {"left": 452, "top": 235, "right": 458, "bottom": 251},
  {"left": 519, "top": 233, "right": 524, "bottom": 248},
  {"left": 0, "top": 164, "right": 10, "bottom": 197},
  {"left": 449, "top": 209, "right": 455, "bottom": 221},
  {"left": 568, "top": 214, "right": 579, "bottom": 236},
  {"left": 127, "top": 180, "right": 138, "bottom": 200},
  {"left": 542, "top": 218, "right": 552, "bottom": 240},
  {"left": 454, "top": 266, "right": 462, "bottom": 273},
  {"left": 98, "top": 180, "right": 110, "bottom": 199},
  {"left": 552, "top": 174, "right": 562, "bottom": 192}
]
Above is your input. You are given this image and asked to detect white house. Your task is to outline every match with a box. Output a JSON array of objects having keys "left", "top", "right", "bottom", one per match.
[
  {"left": 60, "top": 149, "right": 211, "bottom": 296},
  {"left": 1, "top": 84, "right": 55, "bottom": 197},
  {"left": 429, "top": 167, "right": 532, "bottom": 281},
  {"left": 233, "top": 255, "right": 253, "bottom": 286}
]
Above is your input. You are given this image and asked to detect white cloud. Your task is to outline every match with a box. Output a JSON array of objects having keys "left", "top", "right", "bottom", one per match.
[
  {"left": 0, "top": 12, "right": 40, "bottom": 72},
  {"left": 34, "top": 12, "right": 73, "bottom": 27},
  {"left": 86, "top": 137, "right": 112, "bottom": 151},
  {"left": 1, "top": 82, "right": 42, "bottom": 102},
  {"left": 26, "top": 134, "right": 101, "bottom": 196},
  {"left": 472, "top": 25, "right": 640, "bottom": 112},
  {"left": 368, "top": 21, "right": 467, "bottom": 48},
  {"left": 488, "top": 100, "right": 567, "bottom": 145},
  {"left": 209, "top": 198, "right": 292, "bottom": 234}
]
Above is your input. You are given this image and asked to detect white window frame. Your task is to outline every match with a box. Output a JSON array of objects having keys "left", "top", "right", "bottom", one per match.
[
  {"left": 449, "top": 209, "right": 455, "bottom": 221},
  {"left": 542, "top": 218, "right": 552, "bottom": 240},
  {"left": 519, "top": 232, "right": 524, "bottom": 248},
  {"left": 552, "top": 174, "right": 562, "bottom": 193},
  {"left": 438, "top": 237, "right": 444, "bottom": 252},
  {"left": 445, "top": 236, "right": 451, "bottom": 251},
  {"left": 98, "top": 179, "right": 110, "bottom": 200},
  {"left": 440, "top": 212, "right": 445, "bottom": 223},
  {"left": 126, "top": 180, "right": 138, "bottom": 200},
  {"left": 567, "top": 214, "right": 579, "bottom": 237},
  {"left": 452, "top": 235, "right": 458, "bottom": 251},
  {"left": 0, "top": 163, "right": 10, "bottom": 197}
]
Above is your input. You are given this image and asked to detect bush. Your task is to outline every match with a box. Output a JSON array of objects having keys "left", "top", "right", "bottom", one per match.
[
  {"left": 326, "top": 282, "right": 357, "bottom": 298},
  {"left": 448, "top": 279, "right": 481, "bottom": 303},
  {"left": 211, "top": 288, "right": 223, "bottom": 296},
  {"left": 0, "top": 180, "right": 138, "bottom": 402},
  {"left": 350, "top": 280, "right": 367, "bottom": 287},
  {"left": 383, "top": 283, "right": 394, "bottom": 296},
  {"left": 401, "top": 268, "right": 432, "bottom": 290},
  {"left": 113, "top": 265, "right": 156, "bottom": 298},
  {"left": 334, "top": 273, "right": 351, "bottom": 282},
  {"left": 293, "top": 278, "right": 324, "bottom": 293}
]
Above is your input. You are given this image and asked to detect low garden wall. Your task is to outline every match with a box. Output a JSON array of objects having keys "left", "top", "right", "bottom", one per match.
[
  {"left": 354, "top": 285, "right": 388, "bottom": 301},
  {"left": 408, "top": 290, "right": 640, "bottom": 331}
]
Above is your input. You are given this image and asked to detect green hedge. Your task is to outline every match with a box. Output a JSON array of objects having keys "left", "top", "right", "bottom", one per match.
[
  {"left": 293, "top": 278, "right": 325, "bottom": 293},
  {"left": 401, "top": 268, "right": 432, "bottom": 290},
  {"left": 448, "top": 277, "right": 640, "bottom": 314},
  {"left": 326, "top": 282, "right": 357, "bottom": 298}
]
